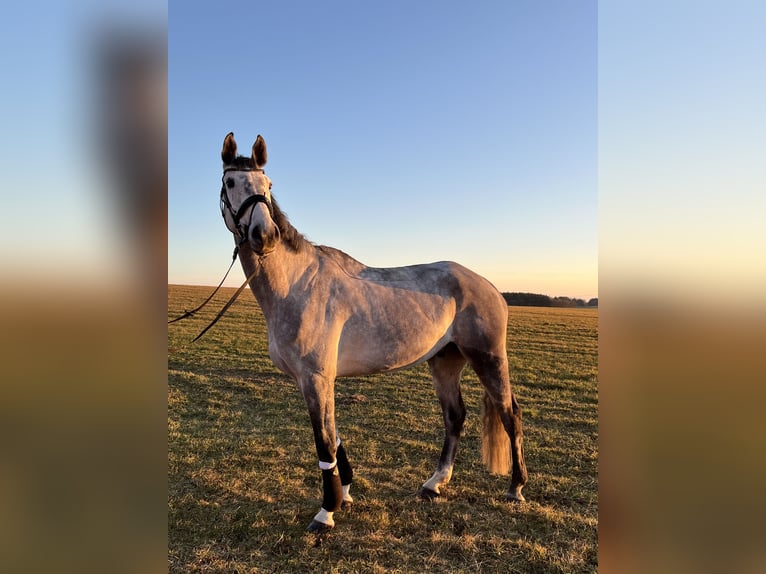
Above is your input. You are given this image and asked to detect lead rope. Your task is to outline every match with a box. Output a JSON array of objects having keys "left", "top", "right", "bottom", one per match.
[
  {"left": 168, "top": 246, "right": 240, "bottom": 324},
  {"left": 187, "top": 266, "right": 258, "bottom": 344},
  {"left": 168, "top": 245, "right": 258, "bottom": 350}
]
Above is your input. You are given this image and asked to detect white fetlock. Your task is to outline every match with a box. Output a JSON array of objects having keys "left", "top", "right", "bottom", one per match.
[
  {"left": 422, "top": 467, "right": 453, "bottom": 494},
  {"left": 312, "top": 508, "right": 335, "bottom": 527},
  {"left": 342, "top": 484, "right": 353, "bottom": 505}
]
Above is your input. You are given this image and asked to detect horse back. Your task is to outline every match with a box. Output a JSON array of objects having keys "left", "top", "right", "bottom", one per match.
[{"left": 329, "top": 258, "right": 507, "bottom": 375}]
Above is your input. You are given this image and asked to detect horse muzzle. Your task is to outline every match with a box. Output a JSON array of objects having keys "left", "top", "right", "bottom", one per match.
[{"left": 248, "top": 222, "right": 280, "bottom": 255}]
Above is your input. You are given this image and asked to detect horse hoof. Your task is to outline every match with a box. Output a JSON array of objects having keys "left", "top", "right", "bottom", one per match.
[
  {"left": 341, "top": 500, "right": 353, "bottom": 511},
  {"left": 505, "top": 491, "right": 526, "bottom": 503},
  {"left": 306, "top": 520, "right": 334, "bottom": 534},
  {"left": 419, "top": 487, "right": 440, "bottom": 501}
]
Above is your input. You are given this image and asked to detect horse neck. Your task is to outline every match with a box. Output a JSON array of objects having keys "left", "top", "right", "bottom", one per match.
[{"left": 238, "top": 241, "right": 318, "bottom": 315}]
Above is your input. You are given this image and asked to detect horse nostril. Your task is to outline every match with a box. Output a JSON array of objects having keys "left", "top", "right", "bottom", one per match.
[
  {"left": 249, "top": 223, "right": 278, "bottom": 255},
  {"left": 249, "top": 224, "right": 265, "bottom": 244}
]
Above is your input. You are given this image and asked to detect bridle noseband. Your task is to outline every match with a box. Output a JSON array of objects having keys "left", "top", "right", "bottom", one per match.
[{"left": 220, "top": 167, "right": 274, "bottom": 243}]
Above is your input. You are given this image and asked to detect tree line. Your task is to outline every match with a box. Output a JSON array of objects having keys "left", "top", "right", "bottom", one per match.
[{"left": 501, "top": 292, "right": 598, "bottom": 308}]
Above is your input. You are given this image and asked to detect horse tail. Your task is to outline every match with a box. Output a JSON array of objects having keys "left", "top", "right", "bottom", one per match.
[{"left": 481, "top": 390, "right": 511, "bottom": 475}]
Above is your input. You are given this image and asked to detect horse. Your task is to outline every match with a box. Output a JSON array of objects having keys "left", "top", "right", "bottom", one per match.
[{"left": 218, "top": 132, "right": 528, "bottom": 533}]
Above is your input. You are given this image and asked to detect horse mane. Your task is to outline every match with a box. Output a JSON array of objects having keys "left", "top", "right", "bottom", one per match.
[{"left": 270, "top": 194, "right": 311, "bottom": 253}]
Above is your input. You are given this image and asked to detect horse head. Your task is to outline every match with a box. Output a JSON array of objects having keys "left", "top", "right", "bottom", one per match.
[{"left": 220, "top": 132, "right": 280, "bottom": 255}]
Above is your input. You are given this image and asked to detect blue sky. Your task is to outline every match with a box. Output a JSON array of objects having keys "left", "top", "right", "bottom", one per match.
[
  {"left": 168, "top": 1, "right": 598, "bottom": 299},
  {"left": 1, "top": 1, "right": 759, "bottom": 304}
]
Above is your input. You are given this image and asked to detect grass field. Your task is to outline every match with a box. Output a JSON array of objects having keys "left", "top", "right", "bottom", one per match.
[{"left": 168, "top": 284, "right": 598, "bottom": 573}]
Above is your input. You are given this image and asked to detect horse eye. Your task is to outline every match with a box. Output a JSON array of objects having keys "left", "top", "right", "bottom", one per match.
[
  {"left": 269, "top": 182, "right": 273, "bottom": 190},
  {"left": 226, "top": 178, "right": 235, "bottom": 188}
]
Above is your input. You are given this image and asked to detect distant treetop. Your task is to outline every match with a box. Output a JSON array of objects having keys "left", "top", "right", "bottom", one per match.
[{"left": 501, "top": 292, "right": 598, "bottom": 308}]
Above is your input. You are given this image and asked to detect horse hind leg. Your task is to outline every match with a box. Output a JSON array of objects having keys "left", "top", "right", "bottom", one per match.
[
  {"left": 420, "top": 343, "right": 467, "bottom": 500},
  {"left": 504, "top": 392, "right": 528, "bottom": 501},
  {"left": 464, "top": 348, "right": 528, "bottom": 502}
]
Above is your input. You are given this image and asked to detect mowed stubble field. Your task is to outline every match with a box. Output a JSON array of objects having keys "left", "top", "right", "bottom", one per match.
[{"left": 168, "top": 284, "right": 598, "bottom": 573}]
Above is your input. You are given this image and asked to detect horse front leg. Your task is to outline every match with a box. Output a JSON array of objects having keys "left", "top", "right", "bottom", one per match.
[
  {"left": 298, "top": 372, "right": 351, "bottom": 532},
  {"left": 336, "top": 437, "right": 354, "bottom": 509}
]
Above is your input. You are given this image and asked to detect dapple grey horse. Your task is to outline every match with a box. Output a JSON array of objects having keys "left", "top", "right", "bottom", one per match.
[{"left": 218, "top": 133, "right": 527, "bottom": 532}]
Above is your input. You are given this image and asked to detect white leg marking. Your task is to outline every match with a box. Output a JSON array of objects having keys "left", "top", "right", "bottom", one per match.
[
  {"left": 318, "top": 459, "right": 337, "bottom": 470},
  {"left": 422, "top": 467, "right": 453, "bottom": 494},
  {"left": 342, "top": 483, "right": 353, "bottom": 504},
  {"left": 313, "top": 508, "right": 335, "bottom": 527}
]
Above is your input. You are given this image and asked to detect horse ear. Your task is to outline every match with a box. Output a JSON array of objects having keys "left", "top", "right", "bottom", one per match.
[
  {"left": 252, "top": 135, "right": 267, "bottom": 168},
  {"left": 222, "top": 132, "right": 237, "bottom": 164}
]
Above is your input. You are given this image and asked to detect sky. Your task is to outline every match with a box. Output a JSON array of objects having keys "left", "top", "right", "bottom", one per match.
[
  {"left": 0, "top": 0, "right": 167, "bottom": 291},
  {"left": 0, "top": 1, "right": 760, "bottom": 303},
  {"left": 168, "top": 1, "right": 598, "bottom": 300},
  {"left": 599, "top": 0, "right": 765, "bottom": 303}
]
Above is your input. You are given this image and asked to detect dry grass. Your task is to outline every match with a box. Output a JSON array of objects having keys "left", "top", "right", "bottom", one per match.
[{"left": 168, "top": 285, "right": 598, "bottom": 573}]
